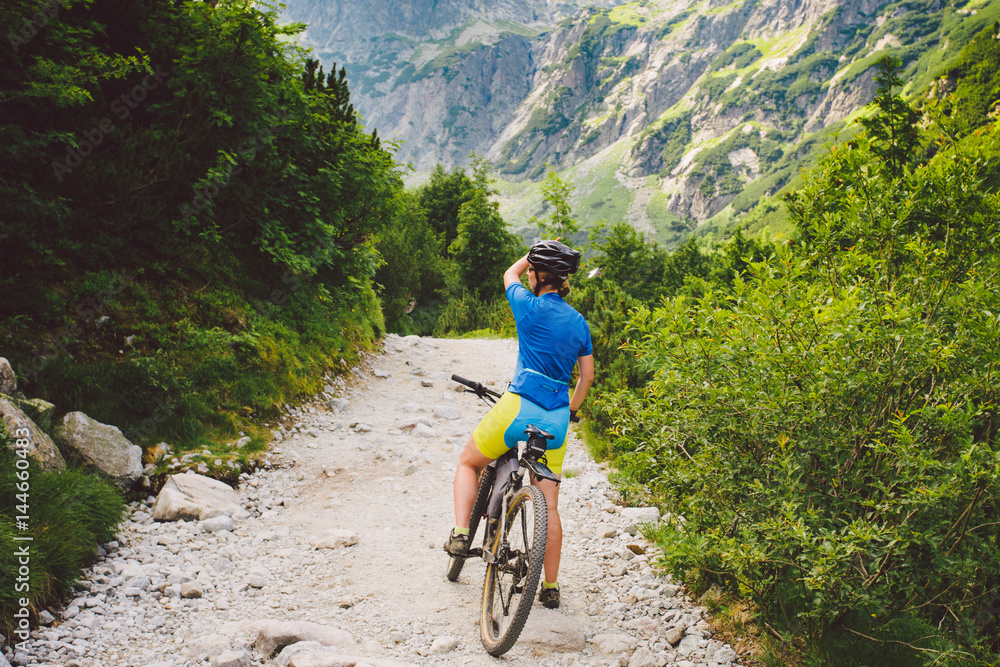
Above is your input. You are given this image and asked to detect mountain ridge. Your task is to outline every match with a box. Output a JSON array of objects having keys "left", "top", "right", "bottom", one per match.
[{"left": 283, "top": 0, "right": 1000, "bottom": 245}]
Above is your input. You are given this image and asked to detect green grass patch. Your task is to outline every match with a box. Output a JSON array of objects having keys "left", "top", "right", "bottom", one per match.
[
  {"left": 5, "top": 269, "right": 383, "bottom": 466},
  {"left": 575, "top": 416, "right": 612, "bottom": 462},
  {"left": 608, "top": 2, "right": 653, "bottom": 28},
  {"left": 0, "top": 433, "right": 126, "bottom": 639}
]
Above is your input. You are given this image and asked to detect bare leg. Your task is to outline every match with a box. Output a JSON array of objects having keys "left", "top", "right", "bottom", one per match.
[
  {"left": 533, "top": 477, "right": 562, "bottom": 584},
  {"left": 454, "top": 435, "right": 492, "bottom": 528}
]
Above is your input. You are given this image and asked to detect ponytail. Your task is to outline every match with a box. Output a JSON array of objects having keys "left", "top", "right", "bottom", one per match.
[{"left": 535, "top": 268, "right": 571, "bottom": 298}]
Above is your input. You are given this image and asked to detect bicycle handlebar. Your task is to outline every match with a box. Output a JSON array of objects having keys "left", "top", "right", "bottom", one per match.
[{"left": 451, "top": 374, "right": 503, "bottom": 402}]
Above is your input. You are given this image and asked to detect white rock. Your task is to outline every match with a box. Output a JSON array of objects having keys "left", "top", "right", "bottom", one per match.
[
  {"left": 517, "top": 609, "right": 586, "bottom": 650},
  {"left": 121, "top": 562, "right": 145, "bottom": 578},
  {"left": 628, "top": 648, "right": 658, "bottom": 667},
  {"left": 310, "top": 529, "right": 358, "bottom": 550},
  {"left": 0, "top": 357, "right": 16, "bottom": 394},
  {"left": 53, "top": 411, "right": 142, "bottom": 486},
  {"left": 620, "top": 507, "right": 660, "bottom": 525},
  {"left": 276, "top": 641, "right": 416, "bottom": 667},
  {"left": 714, "top": 646, "right": 738, "bottom": 662},
  {"left": 431, "top": 406, "right": 460, "bottom": 420},
  {"left": 625, "top": 616, "right": 659, "bottom": 634},
  {"left": 180, "top": 581, "right": 203, "bottom": 598},
  {"left": 596, "top": 523, "right": 618, "bottom": 539},
  {"left": 395, "top": 416, "right": 434, "bottom": 431},
  {"left": 252, "top": 620, "right": 355, "bottom": 657},
  {"left": 591, "top": 633, "right": 635, "bottom": 653},
  {"left": 125, "top": 576, "right": 150, "bottom": 591},
  {"left": 411, "top": 423, "right": 437, "bottom": 438},
  {"left": 153, "top": 472, "right": 249, "bottom": 522},
  {"left": 676, "top": 635, "right": 702, "bottom": 655},
  {"left": 428, "top": 636, "right": 458, "bottom": 655},
  {"left": 326, "top": 398, "right": 349, "bottom": 412},
  {"left": 0, "top": 397, "right": 65, "bottom": 471},
  {"left": 202, "top": 516, "right": 235, "bottom": 533},
  {"left": 181, "top": 634, "right": 230, "bottom": 659},
  {"left": 213, "top": 649, "right": 250, "bottom": 667}
]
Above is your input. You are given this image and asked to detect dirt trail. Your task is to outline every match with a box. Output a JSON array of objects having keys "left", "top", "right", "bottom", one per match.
[{"left": 16, "top": 335, "right": 744, "bottom": 667}]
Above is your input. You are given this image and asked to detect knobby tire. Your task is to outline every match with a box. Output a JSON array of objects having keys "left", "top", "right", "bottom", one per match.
[
  {"left": 480, "top": 484, "right": 547, "bottom": 657},
  {"left": 446, "top": 465, "right": 495, "bottom": 582}
]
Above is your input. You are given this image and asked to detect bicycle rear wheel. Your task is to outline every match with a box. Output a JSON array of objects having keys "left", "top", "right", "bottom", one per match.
[
  {"left": 446, "top": 465, "right": 495, "bottom": 581},
  {"left": 480, "top": 484, "right": 547, "bottom": 656}
]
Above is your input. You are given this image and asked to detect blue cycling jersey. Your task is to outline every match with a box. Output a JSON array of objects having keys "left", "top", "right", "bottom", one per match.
[{"left": 505, "top": 283, "right": 593, "bottom": 410}]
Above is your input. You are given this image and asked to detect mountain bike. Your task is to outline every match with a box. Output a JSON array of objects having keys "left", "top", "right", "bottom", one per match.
[{"left": 446, "top": 374, "right": 561, "bottom": 657}]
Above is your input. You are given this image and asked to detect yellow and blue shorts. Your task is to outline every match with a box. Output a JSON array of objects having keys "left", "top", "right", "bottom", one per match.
[{"left": 472, "top": 391, "right": 569, "bottom": 476}]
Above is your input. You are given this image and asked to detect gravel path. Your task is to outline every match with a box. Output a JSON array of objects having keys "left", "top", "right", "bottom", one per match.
[{"left": 9, "top": 336, "right": 746, "bottom": 667}]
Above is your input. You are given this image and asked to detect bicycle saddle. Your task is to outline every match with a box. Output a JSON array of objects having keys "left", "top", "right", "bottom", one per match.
[{"left": 523, "top": 425, "right": 555, "bottom": 440}]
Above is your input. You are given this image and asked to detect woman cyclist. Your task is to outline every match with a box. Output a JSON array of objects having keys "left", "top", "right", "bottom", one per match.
[{"left": 445, "top": 239, "right": 594, "bottom": 609}]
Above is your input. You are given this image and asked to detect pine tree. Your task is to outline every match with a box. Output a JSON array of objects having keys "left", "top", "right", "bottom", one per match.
[{"left": 858, "top": 55, "right": 920, "bottom": 177}]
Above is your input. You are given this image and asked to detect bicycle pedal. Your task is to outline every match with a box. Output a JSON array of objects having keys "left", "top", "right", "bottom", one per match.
[{"left": 468, "top": 548, "right": 482, "bottom": 558}]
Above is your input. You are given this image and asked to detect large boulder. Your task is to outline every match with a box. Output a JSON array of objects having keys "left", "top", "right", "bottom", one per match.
[
  {"left": 153, "top": 472, "right": 250, "bottom": 521},
  {"left": 517, "top": 609, "right": 587, "bottom": 651},
  {"left": 276, "top": 642, "right": 416, "bottom": 667},
  {"left": 0, "top": 357, "right": 15, "bottom": 395},
  {"left": 53, "top": 411, "right": 142, "bottom": 487},
  {"left": 0, "top": 397, "right": 65, "bottom": 471},
  {"left": 14, "top": 397, "right": 56, "bottom": 433},
  {"left": 251, "top": 620, "right": 355, "bottom": 658}
]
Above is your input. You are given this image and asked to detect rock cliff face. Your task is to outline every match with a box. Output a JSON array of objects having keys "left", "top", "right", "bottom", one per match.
[{"left": 283, "top": 0, "right": 990, "bottom": 236}]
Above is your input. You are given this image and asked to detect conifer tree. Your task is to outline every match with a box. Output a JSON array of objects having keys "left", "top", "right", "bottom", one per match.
[{"left": 859, "top": 55, "right": 921, "bottom": 177}]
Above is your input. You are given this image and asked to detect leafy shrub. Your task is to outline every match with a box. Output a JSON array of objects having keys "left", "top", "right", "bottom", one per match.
[
  {"left": 600, "top": 114, "right": 1000, "bottom": 663},
  {"left": 433, "top": 293, "right": 515, "bottom": 337},
  {"left": 0, "top": 0, "right": 399, "bottom": 450}
]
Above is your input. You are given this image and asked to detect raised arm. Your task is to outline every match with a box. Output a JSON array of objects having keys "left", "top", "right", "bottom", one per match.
[
  {"left": 569, "top": 354, "right": 594, "bottom": 412},
  {"left": 503, "top": 254, "right": 530, "bottom": 289}
]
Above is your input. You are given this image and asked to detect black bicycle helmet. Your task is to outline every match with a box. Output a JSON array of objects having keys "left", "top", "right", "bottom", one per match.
[{"left": 527, "top": 240, "right": 580, "bottom": 279}]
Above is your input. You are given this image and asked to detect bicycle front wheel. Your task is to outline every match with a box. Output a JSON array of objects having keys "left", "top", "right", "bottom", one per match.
[
  {"left": 446, "top": 464, "right": 495, "bottom": 582},
  {"left": 480, "top": 484, "right": 547, "bottom": 657}
]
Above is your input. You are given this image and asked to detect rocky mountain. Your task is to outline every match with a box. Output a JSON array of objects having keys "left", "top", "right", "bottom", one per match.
[{"left": 283, "top": 0, "right": 1000, "bottom": 245}]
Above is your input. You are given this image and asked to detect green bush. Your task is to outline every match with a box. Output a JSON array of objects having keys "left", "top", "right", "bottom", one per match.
[
  {"left": 0, "top": 431, "right": 126, "bottom": 640},
  {"left": 433, "top": 293, "right": 515, "bottom": 337},
  {"left": 0, "top": 0, "right": 399, "bottom": 451},
  {"left": 599, "top": 120, "right": 1000, "bottom": 663}
]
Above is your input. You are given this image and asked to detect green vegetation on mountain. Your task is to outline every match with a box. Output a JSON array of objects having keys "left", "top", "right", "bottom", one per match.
[{"left": 571, "top": 54, "right": 1000, "bottom": 665}]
